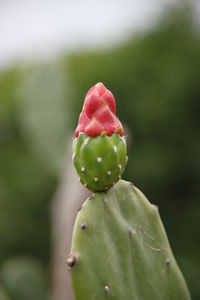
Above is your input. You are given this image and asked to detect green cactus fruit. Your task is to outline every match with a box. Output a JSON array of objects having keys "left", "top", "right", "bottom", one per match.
[
  {"left": 68, "top": 180, "right": 191, "bottom": 300},
  {"left": 73, "top": 82, "right": 127, "bottom": 192},
  {"left": 72, "top": 132, "right": 127, "bottom": 192}
]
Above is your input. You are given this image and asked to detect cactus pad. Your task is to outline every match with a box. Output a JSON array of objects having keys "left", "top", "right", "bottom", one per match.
[
  {"left": 72, "top": 132, "right": 127, "bottom": 192},
  {"left": 68, "top": 180, "right": 191, "bottom": 300}
]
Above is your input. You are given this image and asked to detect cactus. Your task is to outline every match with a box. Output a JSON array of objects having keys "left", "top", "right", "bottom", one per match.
[
  {"left": 68, "top": 180, "right": 191, "bottom": 300},
  {"left": 73, "top": 82, "right": 127, "bottom": 192},
  {"left": 69, "top": 83, "right": 191, "bottom": 299}
]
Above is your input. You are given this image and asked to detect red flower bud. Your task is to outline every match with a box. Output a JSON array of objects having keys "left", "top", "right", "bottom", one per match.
[{"left": 75, "top": 83, "right": 123, "bottom": 137}]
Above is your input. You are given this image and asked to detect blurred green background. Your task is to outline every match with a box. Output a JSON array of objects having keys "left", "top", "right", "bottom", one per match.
[{"left": 0, "top": 3, "right": 200, "bottom": 300}]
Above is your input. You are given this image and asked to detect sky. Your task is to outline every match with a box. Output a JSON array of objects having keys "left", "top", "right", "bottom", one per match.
[{"left": 0, "top": 0, "right": 196, "bottom": 69}]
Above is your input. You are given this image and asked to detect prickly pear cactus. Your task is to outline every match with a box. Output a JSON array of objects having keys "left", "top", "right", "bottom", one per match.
[
  {"left": 73, "top": 82, "right": 127, "bottom": 192},
  {"left": 68, "top": 180, "right": 191, "bottom": 300},
  {"left": 69, "top": 83, "right": 191, "bottom": 300}
]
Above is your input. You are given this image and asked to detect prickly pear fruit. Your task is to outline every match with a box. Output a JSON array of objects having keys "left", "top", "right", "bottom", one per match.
[
  {"left": 73, "top": 132, "right": 127, "bottom": 192},
  {"left": 68, "top": 180, "right": 191, "bottom": 300},
  {"left": 75, "top": 82, "right": 123, "bottom": 137},
  {"left": 73, "top": 83, "right": 127, "bottom": 192}
]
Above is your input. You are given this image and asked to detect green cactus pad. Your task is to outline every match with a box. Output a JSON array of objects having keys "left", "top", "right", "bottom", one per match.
[
  {"left": 69, "top": 180, "right": 191, "bottom": 300},
  {"left": 72, "top": 133, "right": 127, "bottom": 192}
]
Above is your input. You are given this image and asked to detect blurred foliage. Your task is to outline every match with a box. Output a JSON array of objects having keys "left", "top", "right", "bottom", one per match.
[
  {"left": 0, "top": 67, "right": 57, "bottom": 266},
  {"left": 18, "top": 64, "right": 71, "bottom": 173},
  {"left": 0, "top": 257, "right": 48, "bottom": 300},
  {"left": 0, "top": 4, "right": 200, "bottom": 300},
  {"left": 0, "top": 285, "right": 11, "bottom": 300}
]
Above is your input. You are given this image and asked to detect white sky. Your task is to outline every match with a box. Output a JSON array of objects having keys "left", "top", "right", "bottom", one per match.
[{"left": 0, "top": 0, "right": 194, "bottom": 69}]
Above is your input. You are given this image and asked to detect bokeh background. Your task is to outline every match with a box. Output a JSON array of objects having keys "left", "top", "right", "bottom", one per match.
[{"left": 0, "top": 0, "right": 200, "bottom": 299}]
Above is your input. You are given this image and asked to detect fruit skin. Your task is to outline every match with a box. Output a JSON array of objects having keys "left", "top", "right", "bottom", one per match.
[
  {"left": 75, "top": 82, "right": 123, "bottom": 138},
  {"left": 72, "top": 133, "right": 127, "bottom": 192},
  {"left": 68, "top": 180, "right": 191, "bottom": 300}
]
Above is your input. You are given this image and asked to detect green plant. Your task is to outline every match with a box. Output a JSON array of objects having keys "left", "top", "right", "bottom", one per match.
[
  {"left": 69, "top": 180, "right": 190, "bottom": 300},
  {"left": 68, "top": 83, "right": 191, "bottom": 299},
  {"left": 72, "top": 83, "right": 127, "bottom": 192},
  {"left": 72, "top": 132, "right": 127, "bottom": 192}
]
